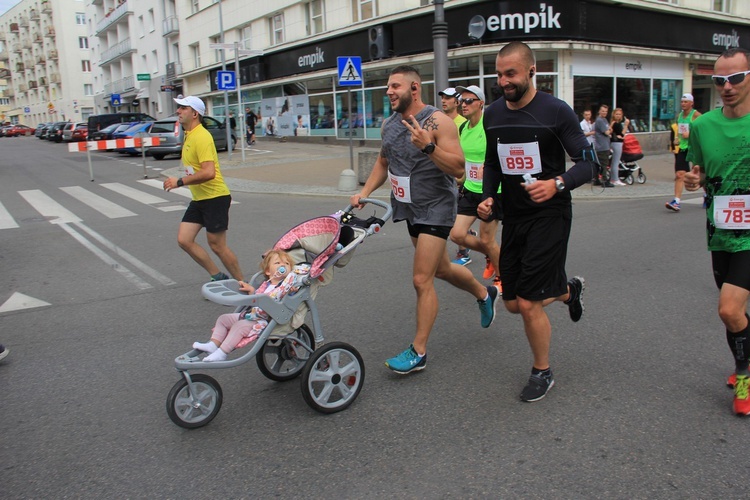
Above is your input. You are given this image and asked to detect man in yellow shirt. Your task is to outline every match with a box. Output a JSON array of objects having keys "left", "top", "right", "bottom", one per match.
[{"left": 163, "top": 95, "right": 244, "bottom": 282}]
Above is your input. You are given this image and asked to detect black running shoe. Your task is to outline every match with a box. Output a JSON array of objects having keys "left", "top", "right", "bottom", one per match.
[
  {"left": 565, "top": 276, "right": 585, "bottom": 322},
  {"left": 520, "top": 371, "right": 555, "bottom": 402}
]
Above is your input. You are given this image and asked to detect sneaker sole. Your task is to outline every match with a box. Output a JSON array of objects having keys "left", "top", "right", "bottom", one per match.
[
  {"left": 521, "top": 379, "right": 555, "bottom": 402},
  {"left": 665, "top": 204, "right": 680, "bottom": 212},
  {"left": 385, "top": 362, "right": 426, "bottom": 375},
  {"left": 482, "top": 288, "right": 498, "bottom": 328},
  {"left": 570, "top": 276, "right": 585, "bottom": 322}
]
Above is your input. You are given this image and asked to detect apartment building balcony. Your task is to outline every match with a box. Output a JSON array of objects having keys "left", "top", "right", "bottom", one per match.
[
  {"left": 162, "top": 15, "right": 178, "bottom": 37},
  {"left": 96, "top": 0, "right": 133, "bottom": 35},
  {"left": 28, "top": 80, "right": 37, "bottom": 89},
  {"left": 15, "top": 63, "right": 24, "bottom": 72},
  {"left": 19, "top": 16, "right": 29, "bottom": 27},
  {"left": 21, "top": 39, "right": 32, "bottom": 50},
  {"left": 100, "top": 37, "right": 133, "bottom": 65},
  {"left": 36, "top": 55, "right": 45, "bottom": 65},
  {"left": 49, "top": 49, "right": 58, "bottom": 60},
  {"left": 30, "top": 9, "right": 39, "bottom": 21},
  {"left": 103, "top": 75, "right": 135, "bottom": 96},
  {"left": 41, "top": 1, "right": 52, "bottom": 13},
  {"left": 90, "top": 0, "right": 103, "bottom": 5},
  {"left": 18, "top": 83, "right": 27, "bottom": 92},
  {"left": 12, "top": 43, "right": 21, "bottom": 53},
  {"left": 49, "top": 72, "right": 59, "bottom": 83},
  {"left": 39, "top": 76, "right": 47, "bottom": 86},
  {"left": 45, "top": 26, "right": 55, "bottom": 38},
  {"left": 33, "top": 33, "right": 43, "bottom": 44},
  {"left": 0, "top": 50, "right": 8, "bottom": 61},
  {"left": 0, "top": 32, "right": 6, "bottom": 41},
  {"left": 24, "top": 59, "right": 34, "bottom": 69},
  {"left": 9, "top": 23, "right": 19, "bottom": 33},
  {"left": 1, "top": 89, "right": 10, "bottom": 97}
]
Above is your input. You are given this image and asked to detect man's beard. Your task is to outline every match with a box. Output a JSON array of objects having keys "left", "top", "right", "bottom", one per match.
[
  {"left": 504, "top": 81, "right": 529, "bottom": 103},
  {"left": 394, "top": 93, "right": 412, "bottom": 114}
]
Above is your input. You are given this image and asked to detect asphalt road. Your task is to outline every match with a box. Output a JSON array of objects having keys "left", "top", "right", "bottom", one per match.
[{"left": 0, "top": 136, "right": 743, "bottom": 498}]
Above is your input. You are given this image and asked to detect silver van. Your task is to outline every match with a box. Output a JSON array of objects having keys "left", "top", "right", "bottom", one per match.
[{"left": 147, "top": 116, "right": 236, "bottom": 161}]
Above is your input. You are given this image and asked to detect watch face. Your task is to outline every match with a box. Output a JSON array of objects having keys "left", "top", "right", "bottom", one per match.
[{"left": 423, "top": 143, "right": 435, "bottom": 154}]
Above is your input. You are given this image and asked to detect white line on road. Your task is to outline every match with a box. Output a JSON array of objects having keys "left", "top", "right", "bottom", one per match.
[
  {"left": 60, "top": 186, "right": 137, "bottom": 218},
  {"left": 19, "top": 189, "right": 81, "bottom": 224},
  {"left": 0, "top": 201, "right": 19, "bottom": 229},
  {"left": 100, "top": 182, "right": 170, "bottom": 205},
  {"left": 73, "top": 222, "right": 176, "bottom": 286},
  {"left": 138, "top": 179, "right": 193, "bottom": 198}
]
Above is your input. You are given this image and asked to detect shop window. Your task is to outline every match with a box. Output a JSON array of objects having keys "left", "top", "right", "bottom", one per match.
[
  {"left": 652, "top": 79, "right": 682, "bottom": 131},
  {"left": 336, "top": 90, "right": 364, "bottom": 139},
  {"left": 306, "top": 76, "right": 334, "bottom": 94},
  {"left": 573, "top": 76, "right": 614, "bottom": 120},
  {"left": 364, "top": 87, "right": 388, "bottom": 138},
  {"left": 309, "top": 94, "right": 335, "bottom": 133},
  {"left": 616, "top": 78, "right": 650, "bottom": 132},
  {"left": 448, "top": 57, "right": 480, "bottom": 80}
]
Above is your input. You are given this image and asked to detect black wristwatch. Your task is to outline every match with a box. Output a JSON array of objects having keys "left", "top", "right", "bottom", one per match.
[
  {"left": 421, "top": 142, "right": 436, "bottom": 155},
  {"left": 176, "top": 178, "right": 184, "bottom": 187}
]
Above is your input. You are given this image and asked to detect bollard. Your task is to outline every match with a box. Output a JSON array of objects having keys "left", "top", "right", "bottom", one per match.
[{"left": 337, "top": 169, "right": 358, "bottom": 191}]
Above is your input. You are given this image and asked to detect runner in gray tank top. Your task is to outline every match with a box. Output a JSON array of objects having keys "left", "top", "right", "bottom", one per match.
[{"left": 351, "top": 65, "right": 499, "bottom": 375}]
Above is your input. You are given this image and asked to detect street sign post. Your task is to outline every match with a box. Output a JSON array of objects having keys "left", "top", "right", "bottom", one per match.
[
  {"left": 111, "top": 94, "right": 121, "bottom": 107},
  {"left": 337, "top": 56, "right": 364, "bottom": 171}
]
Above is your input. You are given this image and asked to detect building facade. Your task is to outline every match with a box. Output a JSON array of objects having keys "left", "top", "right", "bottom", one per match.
[{"left": 0, "top": 0, "right": 95, "bottom": 126}]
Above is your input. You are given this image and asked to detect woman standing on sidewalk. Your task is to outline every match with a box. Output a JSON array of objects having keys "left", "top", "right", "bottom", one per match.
[{"left": 609, "top": 108, "right": 627, "bottom": 186}]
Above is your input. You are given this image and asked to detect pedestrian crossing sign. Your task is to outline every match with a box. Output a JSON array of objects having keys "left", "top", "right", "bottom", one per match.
[{"left": 337, "top": 56, "right": 363, "bottom": 87}]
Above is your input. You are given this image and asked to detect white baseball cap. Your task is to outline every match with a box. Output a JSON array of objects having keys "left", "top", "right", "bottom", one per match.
[
  {"left": 438, "top": 87, "right": 458, "bottom": 97},
  {"left": 455, "top": 85, "right": 486, "bottom": 102},
  {"left": 173, "top": 95, "right": 206, "bottom": 116},
  {"left": 681, "top": 93, "right": 694, "bottom": 102}
]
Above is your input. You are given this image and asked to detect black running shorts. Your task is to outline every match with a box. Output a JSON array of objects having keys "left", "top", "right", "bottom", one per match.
[
  {"left": 406, "top": 221, "right": 451, "bottom": 240},
  {"left": 181, "top": 195, "right": 232, "bottom": 233},
  {"left": 712, "top": 250, "right": 750, "bottom": 292},
  {"left": 458, "top": 189, "right": 502, "bottom": 221},
  {"left": 500, "top": 215, "right": 571, "bottom": 301},
  {"left": 674, "top": 150, "right": 690, "bottom": 172}
]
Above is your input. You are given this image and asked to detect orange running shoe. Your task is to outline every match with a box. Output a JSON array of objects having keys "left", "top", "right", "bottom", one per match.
[
  {"left": 483, "top": 257, "right": 495, "bottom": 280},
  {"left": 493, "top": 276, "right": 503, "bottom": 295},
  {"left": 733, "top": 375, "right": 750, "bottom": 416},
  {"left": 728, "top": 372, "right": 737, "bottom": 388}
]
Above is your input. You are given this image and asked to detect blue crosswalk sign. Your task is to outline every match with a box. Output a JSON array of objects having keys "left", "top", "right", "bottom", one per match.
[{"left": 337, "top": 57, "right": 363, "bottom": 86}]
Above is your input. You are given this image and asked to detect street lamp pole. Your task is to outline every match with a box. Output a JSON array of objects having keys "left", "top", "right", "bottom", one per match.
[
  {"left": 218, "top": 0, "right": 232, "bottom": 160},
  {"left": 432, "top": 0, "right": 449, "bottom": 107}
]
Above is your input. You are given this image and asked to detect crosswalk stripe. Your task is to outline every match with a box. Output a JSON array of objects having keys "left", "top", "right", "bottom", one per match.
[
  {"left": 19, "top": 189, "right": 81, "bottom": 224},
  {"left": 100, "top": 182, "right": 169, "bottom": 205},
  {"left": 60, "top": 186, "right": 137, "bottom": 218},
  {"left": 0, "top": 201, "right": 19, "bottom": 229},
  {"left": 138, "top": 179, "right": 193, "bottom": 198}
]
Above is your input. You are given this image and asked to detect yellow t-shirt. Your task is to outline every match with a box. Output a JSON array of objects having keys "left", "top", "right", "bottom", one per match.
[{"left": 181, "top": 123, "right": 230, "bottom": 201}]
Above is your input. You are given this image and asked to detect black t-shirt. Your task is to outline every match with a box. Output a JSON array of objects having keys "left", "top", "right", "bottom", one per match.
[
  {"left": 246, "top": 112, "right": 257, "bottom": 129},
  {"left": 482, "top": 91, "right": 595, "bottom": 223},
  {"left": 612, "top": 121, "right": 624, "bottom": 143}
]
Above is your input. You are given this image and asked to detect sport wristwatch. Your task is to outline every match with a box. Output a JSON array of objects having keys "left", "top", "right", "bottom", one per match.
[{"left": 421, "top": 142, "right": 436, "bottom": 155}]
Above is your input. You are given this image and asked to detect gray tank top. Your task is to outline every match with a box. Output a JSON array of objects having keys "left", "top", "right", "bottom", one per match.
[{"left": 381, "top": 105, "right": 457, "bottom": 226}]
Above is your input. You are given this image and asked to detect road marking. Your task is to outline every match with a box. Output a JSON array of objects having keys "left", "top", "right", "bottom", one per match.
[
  {"left": 19, "top": 189, "right": 81, "bottom": 224},
  {"left": 100, "top": 182, "right": 169, "bottom": 204},
  {"left": 138, "top": 179, "right": 193, "bottom": 198},
  {"left": 57, "top": 222, "right": 154, "bottom": 290},
  {"left": 0, "top": 292, "right": 51, "bottom": 313},
  {"left": 682, "top": 197, "right": 704, "bottom": 205},
  {"left": 73, "top": 222, "right": 176, "bottom": 286},
  {"left": 60, "top": 186, "right": 137, "bottom": 218},
  {"left": 0, "top": 201, "right": 19, "bottom": 229}
]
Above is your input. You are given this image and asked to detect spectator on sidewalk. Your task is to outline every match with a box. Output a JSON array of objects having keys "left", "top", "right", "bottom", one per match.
[{"left": 594, "top": 104, "right": 614, "bottom": 188}]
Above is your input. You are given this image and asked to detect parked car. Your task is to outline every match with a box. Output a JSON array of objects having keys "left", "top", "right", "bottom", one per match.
[
  {"left": 87, "top": 112, "right": 155, "bottom": 134},
  {"left": 70, "top": 124, "right": 88, "bottom": 142},
  {"left": 0, "top": 125, "right": 13, "bottom": 137},
  {"left": 45, "top": 122, "right": 68, "bottom": 142},
  {"left": 62, "top": 122, "right": 88, "bottom": 142},
  {"left": 6, "top": 124, "right": 36, "bottom": 137},
  {"left": 35, "top": 122, "right": 54, "bottom": 138},
  {"left": 87, "top": 123, "right": 121, "bottom": 142},
  {"left": 147, "top": 116, "right": 236, "bottom": 160},
  {"left": 112, "top": 121, "right": 154, "bottom": 155},
  {"left": 89, "top": 122, "right": 139, "bottom": 151}
]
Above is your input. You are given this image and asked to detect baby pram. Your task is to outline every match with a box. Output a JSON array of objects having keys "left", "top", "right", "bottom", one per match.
[
  {"left": 167, "top": 198, "right": 392, "bottom": 429},
  {"left": 617, "top": 134, "right": 647, "bottom": 185}
]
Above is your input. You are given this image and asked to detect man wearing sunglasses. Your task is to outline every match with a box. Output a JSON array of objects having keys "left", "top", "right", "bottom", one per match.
[
  {"left": 666, "top": 93, "right": 701, "bottom": 212},
  {"left": 684, "top": 47, "right": 750, "bottom": 416},
  {"left": 449, "top": 85, "right": 502, "bottom": 291}
]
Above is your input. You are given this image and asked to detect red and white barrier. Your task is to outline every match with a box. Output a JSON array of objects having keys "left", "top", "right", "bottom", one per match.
[{"left": 68, "top": 137, "right": 161, "bottom": 152}]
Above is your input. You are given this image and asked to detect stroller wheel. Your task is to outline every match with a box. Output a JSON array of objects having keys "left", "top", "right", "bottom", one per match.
[
  {"left": 166, "top": 374, "right": 223, "bottom": 429},
  {"left": 637, "top": 171, "right": 647, "bottom": 184},
  {"left": 301, "top": 342, "right": 365, "bottom": 414},
  {"left": 256, "top": 324, "right": 315, "bottom": 382},
  {"left": 625, "top": 174, "right": 634, "bottom": 185}
]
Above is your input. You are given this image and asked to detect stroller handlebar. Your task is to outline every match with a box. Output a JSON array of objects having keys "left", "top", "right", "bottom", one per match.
[{"left": 344, "top": 198, "right": 392, "bottom": 235}]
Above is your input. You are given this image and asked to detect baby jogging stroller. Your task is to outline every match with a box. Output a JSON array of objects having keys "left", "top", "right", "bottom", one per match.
[
  {"left": 167, "top": 198, "right": 392, "bottom": 429},
  {"left": 617, "top": 134, "right": 647, "bottom": 185}
]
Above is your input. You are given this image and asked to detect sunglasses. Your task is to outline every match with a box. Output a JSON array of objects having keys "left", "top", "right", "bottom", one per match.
[
  {"left": 460, "top": 97, "right": 481, "bottom": 105},
  {"left": 711, "top": 70, "right": 750, "bottom": 86}
]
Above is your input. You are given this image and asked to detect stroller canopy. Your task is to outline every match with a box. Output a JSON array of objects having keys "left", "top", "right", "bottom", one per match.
[{"left": 273, "top": 216, "right": 341, "bottom": 278}]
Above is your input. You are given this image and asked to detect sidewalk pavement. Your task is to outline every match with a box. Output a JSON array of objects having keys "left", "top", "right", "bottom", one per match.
[{"left": 165, "top": 136, "right": 696, "bottom": 201}]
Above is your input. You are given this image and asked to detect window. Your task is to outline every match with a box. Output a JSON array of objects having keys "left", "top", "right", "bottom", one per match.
[
  {"left": 84, "top": 83, "right": 93, "bottom": 95},
  {"left": 138, "top": 15, "right": 144, "bottom": 37},
  {"left": 713, "top": 0, "right": 731, "bottom": 12},
  {"left": 191, "top": 43, "right": 200, "bottom": 68},
  {"left": 81, "top": 60, "right": 91, "bottom": 72},
  {"left": 210, "top": 36, "right": 221, "bottom": 63},
  {"left": 78, "top": 37, "right": 88, "bottom": 49},
  {"left": 240, "top": 25, "right": 252, "bottom": 50},
  {"left": 306, "top": 0, "right": 325, "bottom": 36},
  {"left": 191, "top": 0, "right": 199, "bottom": 15},
  {"left": 75, "top": 12, "right": 85, "bottom": 25},
  {"left": 148, "top": 9, "right": 155, "bottom": 32},
  {"left": 352, "top": 0, "right": 376, "bottom": 22},
  {"left": 270, "top": 13, "right": 284, "bottom": 45},
  {"left": 151, "top": 49, "right": 158, "bottom": 73}
]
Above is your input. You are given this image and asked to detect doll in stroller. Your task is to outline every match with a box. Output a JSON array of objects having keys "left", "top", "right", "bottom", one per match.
[
  {"left": 617, "top": 134, "right": 647, "bottom": 185},
  {"left": 166, "top": 199, "right": 392, "bottom": 429}
]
